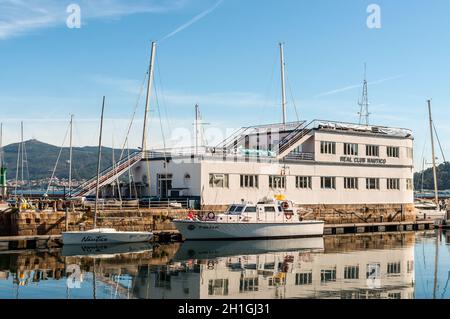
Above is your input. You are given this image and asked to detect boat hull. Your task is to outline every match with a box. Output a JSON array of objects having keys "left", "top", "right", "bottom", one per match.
[
  {"left": 173, "top": 237, "right": 324, "bottom": 260},
  {"left": 173, "top": 220, "right": 324, "bottom": 240},
  {"left": 62, "top": 230, "right": 153, "bottom": 245}
]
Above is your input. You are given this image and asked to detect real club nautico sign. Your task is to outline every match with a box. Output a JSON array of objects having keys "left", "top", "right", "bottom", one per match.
[{"left": 340, "top": 157, "right": 387, "bottom": 165}]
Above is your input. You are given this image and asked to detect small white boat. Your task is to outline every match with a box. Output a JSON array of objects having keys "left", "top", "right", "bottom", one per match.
[
  {"left": 62, "top": 228, "right": 153, "bottom": 245},
  {"left": 173, "top": 199, "right": 324, "bottom": 240},
  {"left": 62, "top": 97, "right": 153, "bottom": 246},
  {"left": 415, "top": 201, "right": 446, "bottom": 220}
]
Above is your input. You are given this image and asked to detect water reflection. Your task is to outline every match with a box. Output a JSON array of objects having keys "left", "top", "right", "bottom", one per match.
[{"left": 0, "top": 232, "right": 438, "bottom": 299}]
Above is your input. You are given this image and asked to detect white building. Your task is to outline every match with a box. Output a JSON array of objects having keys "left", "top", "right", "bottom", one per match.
[{"left": 130, "top": 119, "right": 414, "bottom": 209}]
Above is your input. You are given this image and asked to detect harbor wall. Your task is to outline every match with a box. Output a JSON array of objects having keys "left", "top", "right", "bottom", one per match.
[
  {"left": 0, "top": 202, "right": 414, "bottom": 236},
  {"left": 4, "top": 209, "right": 191, "bottom": 236}
]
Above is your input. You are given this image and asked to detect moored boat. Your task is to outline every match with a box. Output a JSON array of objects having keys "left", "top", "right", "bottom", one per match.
[{"left": 173, "top": 199, "right": 324, "bottom": 240}]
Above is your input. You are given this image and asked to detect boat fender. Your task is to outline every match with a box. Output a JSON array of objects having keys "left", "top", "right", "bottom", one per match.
[{"left": 207, "top": 212, "right": 216, "bottom": 220}]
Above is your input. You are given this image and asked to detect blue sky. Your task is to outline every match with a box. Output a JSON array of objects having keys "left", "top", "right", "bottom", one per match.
[{"left": 1, "top": 0, "right": 450, "bottom": 170}]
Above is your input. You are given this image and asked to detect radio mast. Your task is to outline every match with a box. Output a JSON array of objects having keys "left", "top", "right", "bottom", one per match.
[{"left": 358, "top": 64, "right": 370, "bottom": 126}]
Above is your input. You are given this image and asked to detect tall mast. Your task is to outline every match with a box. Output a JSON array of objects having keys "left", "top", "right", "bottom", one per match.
[
  {"left": 358, "top": 63, "right": 370, "bottom": 126},
  {"left": 279, "top": 43, "right": 287, "bottom": 125},
  {"left": 0, "top": 123, "right": 2, "bottom": 168},
  {"left": 68, "top": 115, "right": 73, "bottom": 197},
  {"left": 195, "top": 104, "right": 200, "bottom": 156},
  {"left": 20, "top": 121, "right": 24, "bottom": 195},
  {"left": 94, "top": 96, "right": 106, "bottom": 229},
  {"left": 428, "top": 99, "right": 439, "bottom": 206},
  {"left": 141, "top": 42, "right": 157, "bottom": 153}
]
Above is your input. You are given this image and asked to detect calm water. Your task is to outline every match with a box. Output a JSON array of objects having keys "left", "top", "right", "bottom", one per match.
[{"left": 0, "top": 231, "right": 449, "bottom": 299}]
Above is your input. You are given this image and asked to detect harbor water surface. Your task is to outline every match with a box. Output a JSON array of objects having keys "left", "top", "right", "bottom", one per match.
[{"left": 0, "top": 231, "right": 448, "bottom": 299}]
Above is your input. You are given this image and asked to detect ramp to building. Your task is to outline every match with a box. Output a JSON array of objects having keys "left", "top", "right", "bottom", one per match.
[{"left": 71, "top": 151, "right": 143, "bottom": 197}]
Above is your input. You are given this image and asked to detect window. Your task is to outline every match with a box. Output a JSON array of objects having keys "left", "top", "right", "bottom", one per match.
[
  {"left": 209, "top": 174, "right": 229, "bottom": 188},
  {"left": 321, "top": 268, "right": 337, "bottom": 283},
  {"left": 388, "top": 293, "right": 401, "bottom": 299},
  {"left": 295, "top": 272, "right": 312, "bottom": 285},
  {"left": 406, "top": 179, "right": 413, "bottom": 190},
  {"left": 387, "top": 262, "right": 401, "bottom": 275},
  {"left": 366, "top": 145, "right": 379, "bottom": 157},
  {"left": 240, "top": 175, "right": 259, "bottom": 188},
  {"left": 269, "top": 175, "right": 286, "bottom": 189},
  {"left": 407, "top": 260, "right": 414, "bottom": 273},
  {"left": 321, "top": 177, "right": 336, "bottom": 189},
  {"left": 320, "top": 141, "right": 336, "bottom": 154},
  {"left": 344, "top": 143, "right": 358, "bottom": 156},
  {"left": 344, "top": 266, "right": 359, "bottom": 279},
  {"left": 387, "top": 178, "right": 400, "bottom": 190},
  {"left": 387, "top": 146, "right": 400, "bottom": 158},
  {"left": 244, "top": 206, "right": 257, "bottom": 213},
  {"left": 366, "top": 178, "right": 380, "bottom": 190},
  {"left": 264, "top": 206, "right": 276, "bottom": 212},
  {"left": 344, "top": 177, "right": 358, "bottom": 189},
  {"left": 239, "top": 277, "right": 259, "bottom": 292},
  {"left": 296, "top": 176, "right": 312, "bottom": 189},
  {"left": 406, "top": 147, "right": 413, "bottom": 159},
  {"left": 208, "top": 279, "right": 229, "bottom": 296}
]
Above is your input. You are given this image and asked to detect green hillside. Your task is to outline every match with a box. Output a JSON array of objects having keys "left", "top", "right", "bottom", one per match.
[
  {"left": 1, "top": 139, "right": 136, "bottom": 181},
  {"left": 414, "top": 162, "right": 450, "bottom": 190}
]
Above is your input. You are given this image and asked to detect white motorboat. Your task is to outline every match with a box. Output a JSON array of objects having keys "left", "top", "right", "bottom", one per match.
[
  {"left": 173, "top": 199, "right": 324, "bottom": 240},
  {"left": 415, "top": 201, "right": 446, "bottom": 220}
]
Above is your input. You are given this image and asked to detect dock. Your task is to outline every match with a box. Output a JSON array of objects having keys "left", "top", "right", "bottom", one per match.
[
  {"left": 0, "top": 220, "right": 435, "bottom": 251},
  {"left": 323, "top": 220, "right": 434, "bottom": 235}
]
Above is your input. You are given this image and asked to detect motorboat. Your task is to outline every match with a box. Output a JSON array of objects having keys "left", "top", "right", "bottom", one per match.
[{"left": 173, "top": 199, "right": 324, "bottom": 240}]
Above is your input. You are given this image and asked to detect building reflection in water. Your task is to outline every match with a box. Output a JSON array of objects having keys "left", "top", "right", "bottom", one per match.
[
  {"left": 134, "top": 233, "right": 415, "bottom": 299},
  {"left": 0, "top": 233, "right": 415, "bottom": 299}
]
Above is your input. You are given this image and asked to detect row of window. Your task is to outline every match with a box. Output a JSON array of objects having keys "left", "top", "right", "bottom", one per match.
[
  {"left": 320, "top": 141, "right": 412, "bottom": 159},
  {"left": 210, "top": 174, "right": 414, "bottom": 190},
  {"left": 295, "top": 261, "right": 412, "bottom": 285}
]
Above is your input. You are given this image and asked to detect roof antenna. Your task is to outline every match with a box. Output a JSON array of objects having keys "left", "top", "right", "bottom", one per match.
[{"left": 358, "top": 63, "right": 370, "bottom": 126}]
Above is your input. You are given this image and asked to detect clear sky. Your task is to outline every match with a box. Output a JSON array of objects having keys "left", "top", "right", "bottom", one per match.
[{"left": 1, "top": 0, "right": 450, "bottom": 171}]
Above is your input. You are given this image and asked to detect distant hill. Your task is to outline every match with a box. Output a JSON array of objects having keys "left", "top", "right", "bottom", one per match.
[
  {"left": 414, "top": 162, "right": 450, "bottom": 190},
  {"left": 0, "top": 139, "right": 136, "bottom": 181}
]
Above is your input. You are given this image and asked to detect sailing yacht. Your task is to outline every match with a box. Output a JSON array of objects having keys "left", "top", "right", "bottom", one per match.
[
  {"left": 415, "top": 100, "right": 446, "bottom": 222},
  {"left": 62, "top": 96, "right": 153, "bottom": 245}
]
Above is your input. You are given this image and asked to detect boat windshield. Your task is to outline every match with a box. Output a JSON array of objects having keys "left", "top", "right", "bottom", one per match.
[
  {"left": 230, "top": 206, "right": 244, "bottom": 215},
  {"left": 227, "top": 205, "right": 238, "bottom": 213}
]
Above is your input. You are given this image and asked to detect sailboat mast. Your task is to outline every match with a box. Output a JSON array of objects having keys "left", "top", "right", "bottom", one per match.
[
  {"left": 141, "top": 42, "right": 157, "bottom": 153},
  {"left": 94, "top": 97, "right": 106, "bottom": 229},
  {"left": 20, "top": 122, "right": 24, "bottom": 196},
  {"left": 68, "top": 114, "right": 73, "bottom": 197},
  {"left": 279, "top": 43, "right": 287, "bottom": 125},
  {"left": 428, "top": 99, "right": 439, "bottom": 205},
  {"left": 195, "top": 104, "right": 200, "bottom": 156}
]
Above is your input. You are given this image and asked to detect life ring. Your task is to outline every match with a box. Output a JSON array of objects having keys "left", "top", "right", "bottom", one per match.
[
  {"left": 284, "top": 212, "right": 293, "bottom": 220},
  {"left": 187, "top": 211, "right": 195, "bottom": 220},
  {"left": 281, "top": 201, "right": 290, "bottom": 210},
  {"left": 207, "top": 212, "right": 216, "bottom": 220}
]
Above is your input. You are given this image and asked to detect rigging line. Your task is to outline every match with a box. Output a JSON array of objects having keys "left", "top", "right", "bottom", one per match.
[
  {"left": 22, "top": 140, "right": 31, "bottom": 197},
  {"left": 433, "top": 123, "right": 446, "bottom": 163},
  {"left": 119, "top": 72, "right": 148, "bottom": 161},
  {"left": 154, "top": 76, "right": 171, "bottom": 204},
  {"left": 258, "top": 47, "right": 278, "bottom": 124},
  {"left": 46, "top": 122, "right": 70, "bottom": 195},
  {"left": 285, "top": 69, "right": 300, "bottom": 121},
  {"left": 156, "top": 53, "right": 172, "bottom": 134},
  {"left": 14, "top": 139, "right": 21, "bottom": 197}
]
